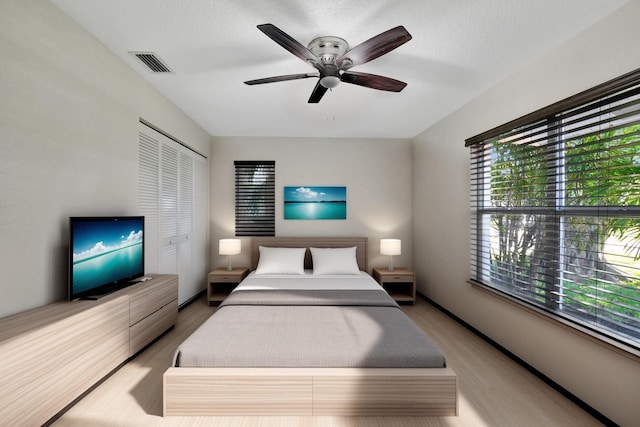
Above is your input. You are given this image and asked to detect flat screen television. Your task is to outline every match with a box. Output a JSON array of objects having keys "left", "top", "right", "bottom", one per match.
[{"left": 69, "top": 216, "right": 144, "bottom": 300}]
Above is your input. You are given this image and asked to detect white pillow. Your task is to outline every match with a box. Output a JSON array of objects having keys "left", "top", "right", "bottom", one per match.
[
  {"left": 254, "top": 246, "right": 306, "bottom": 275},
  {"left": 310, "top": 246, "right": 360, "bottom": 275}
]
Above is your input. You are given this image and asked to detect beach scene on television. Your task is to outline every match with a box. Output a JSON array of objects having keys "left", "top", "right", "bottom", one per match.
[
  {"left": 72, "top": 219, "right": 144, "bottom": 292},
  {"left": 284, "top": 186, "right": 347, "bottom": 220}
]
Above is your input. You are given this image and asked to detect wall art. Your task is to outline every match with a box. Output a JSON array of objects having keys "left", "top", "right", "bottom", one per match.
[{"left": 284, "top": 186, "right": 347, "bottom": 219}]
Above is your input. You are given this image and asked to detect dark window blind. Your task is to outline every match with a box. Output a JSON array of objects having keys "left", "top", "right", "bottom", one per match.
[
  {"left": 467, "top": 69, "right": 640, "bottom": 350},
  {"left": 234, "top": 160, "right": 275, "bottom": 236}
]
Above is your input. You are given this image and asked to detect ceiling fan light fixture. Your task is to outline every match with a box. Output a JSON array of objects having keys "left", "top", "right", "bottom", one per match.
[{"left": 320, "top": 75, "right": 340, "bottom": 89}]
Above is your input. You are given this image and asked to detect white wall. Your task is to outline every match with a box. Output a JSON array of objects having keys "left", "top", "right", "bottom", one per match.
[
  {"left": 210, "top": 137, "right": 412, "bottom": 272},
  {"left": 0, "top": 0, "right": 210, "bottom": 317},
  {"left": 412, "top": 2, "right": 640, "bottom": 426}
]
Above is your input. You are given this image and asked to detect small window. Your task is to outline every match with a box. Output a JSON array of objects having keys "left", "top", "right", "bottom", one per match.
[{"left": 234, "top": 160, "right": 275, "bottom": 236}]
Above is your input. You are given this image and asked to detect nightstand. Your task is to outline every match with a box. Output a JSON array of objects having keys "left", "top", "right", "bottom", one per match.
[
  {"left": 207, "top": 267, "right": 250, "bottom": 306},
  {"left": 372, "top": 268, "right": 416, "bottom": 304}
]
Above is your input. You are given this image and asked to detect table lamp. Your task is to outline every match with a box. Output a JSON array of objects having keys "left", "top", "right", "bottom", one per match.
[
  {"left": 219, "top": 238, "right": 241, "bottom": 271},
  {"left": 380, "top": 239, "right": 401, "bottom": 271}
]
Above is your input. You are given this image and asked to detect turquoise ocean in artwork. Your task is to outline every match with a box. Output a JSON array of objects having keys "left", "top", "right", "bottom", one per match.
[
  {"left": 284, "top": 186, "right": 347, "bottom": 219},
  {"left": 284, "top": 201, "right": 346, "bottom": 219}
]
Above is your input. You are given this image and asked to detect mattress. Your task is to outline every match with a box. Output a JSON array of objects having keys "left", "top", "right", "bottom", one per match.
[{"left": 173, "top": 272, "right": 446, "bottom": 368}]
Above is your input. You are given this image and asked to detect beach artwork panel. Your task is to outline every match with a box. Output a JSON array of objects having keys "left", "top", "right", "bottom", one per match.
[{"left": 284, "top": 186, "right": 347, "bottom": 219}]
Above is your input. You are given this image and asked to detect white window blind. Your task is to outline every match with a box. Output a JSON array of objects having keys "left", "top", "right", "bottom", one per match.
[{"left": 467, "top": 69, "right": 640, "bottom": 350}]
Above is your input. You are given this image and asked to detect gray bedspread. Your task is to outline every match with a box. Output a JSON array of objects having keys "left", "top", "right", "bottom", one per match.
[{"left": 173, "top": 289, "right": 446, "bottom": 368}]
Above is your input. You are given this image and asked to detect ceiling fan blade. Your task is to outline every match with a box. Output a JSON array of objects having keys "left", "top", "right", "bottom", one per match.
[
  {"left": 336, "top": 26, "right": 412, "bottom": 70},
  {"left": 257, "top": 24, "right": 321, "bottom": 70},
  {"left": 308, "top": 80, "right": 328, "bottom": 103},
  {"left": 244, "top": 73, "right": 318, "bottom": 85},
  {"left": 340, "top": 71, "right": 407, "bottom": 92}
]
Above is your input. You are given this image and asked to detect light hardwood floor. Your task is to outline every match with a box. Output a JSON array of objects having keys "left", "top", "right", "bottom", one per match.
[{"left": 52, "top": 297, "right": 604, "bottom": 427}]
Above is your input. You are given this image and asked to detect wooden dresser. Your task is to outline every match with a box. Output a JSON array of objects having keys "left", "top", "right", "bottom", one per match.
[{"left": 0, "top": 274, "right": 178, "bottom": 426}]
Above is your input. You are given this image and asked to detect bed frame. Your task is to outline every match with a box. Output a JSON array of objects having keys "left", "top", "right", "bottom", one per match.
[{"left": 163, "top": 237, "right": 457, "bottom": 416}]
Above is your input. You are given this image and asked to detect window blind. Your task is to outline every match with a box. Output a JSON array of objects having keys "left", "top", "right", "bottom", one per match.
[
  {"left": 234, "top": 160, "right": 275, "bottom": 236},
  {"left": 468, "top": 69, "right": 640, "bottom": 350}
]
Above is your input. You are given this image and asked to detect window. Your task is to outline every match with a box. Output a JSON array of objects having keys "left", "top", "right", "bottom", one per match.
[
  {"left": 234, "top": 160, "right": 275, "bottom": 236},
  {"left": 467, "top": 69, "right": 640, "bottom": 351}
]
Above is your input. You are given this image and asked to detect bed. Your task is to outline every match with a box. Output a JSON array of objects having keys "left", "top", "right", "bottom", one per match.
[{"left": 163, "top": 237, "right": 457, "bottom": 416}]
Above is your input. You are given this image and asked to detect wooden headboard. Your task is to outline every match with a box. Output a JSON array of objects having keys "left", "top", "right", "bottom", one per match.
[{"left": 250, "top": 237, "right": 368, "bottom": 271}]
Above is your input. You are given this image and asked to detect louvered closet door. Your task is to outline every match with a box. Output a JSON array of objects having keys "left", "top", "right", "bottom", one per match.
[
  {"left": 177, "top": 152, "right": 193, "bottom": 301},
  {"left": 191, "top": 157, "right": 207, "bottom": 295},
  {"left": 138, "top": 133, "right": 160, "bottom": 273},
  {"left": 138, "top": 122, "right": 208, "bottom": 304},
  {"left": 159, "top": 143, "right": 179, "bottom": 274}
]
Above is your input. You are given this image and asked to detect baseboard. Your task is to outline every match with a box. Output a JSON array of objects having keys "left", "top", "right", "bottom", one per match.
[
  {"left": 43, "top": 359, "right": 128, "bottom": 426},
  {"left": 418, "top": 292, "right": 619, "bottom": 427},
  {"left": 179, "top": 289, "right": 206, "bottom": 311}
]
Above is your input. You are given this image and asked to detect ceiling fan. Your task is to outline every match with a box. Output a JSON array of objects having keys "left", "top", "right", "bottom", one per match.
[{"left": 244, "top": 23, "right": 412, "bottom": 103}]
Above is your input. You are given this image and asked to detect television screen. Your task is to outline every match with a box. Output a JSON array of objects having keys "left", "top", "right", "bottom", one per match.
[{"left": 69, "top": 216, "right": 144, "bottom": 300}]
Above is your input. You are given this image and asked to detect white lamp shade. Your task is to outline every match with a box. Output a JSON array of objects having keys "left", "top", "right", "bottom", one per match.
[
  {"left": 219, "top": 239, "right": 241, "bottom": 256},
  {"left": 380, "top": 239, "right": 401, "bottom": 256}
]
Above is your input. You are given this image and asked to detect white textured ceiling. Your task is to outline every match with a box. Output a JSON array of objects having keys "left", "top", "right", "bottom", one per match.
[{"left": 51, "top": 0, "right": 629, "bottom": 139}]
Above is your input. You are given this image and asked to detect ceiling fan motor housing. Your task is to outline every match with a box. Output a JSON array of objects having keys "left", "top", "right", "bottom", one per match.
[
  {"left": 308, "top": 36, "right": 349, "bottom": 65},
  {"left": 308, "top": 36, "right": 349, "bottom": 88}
]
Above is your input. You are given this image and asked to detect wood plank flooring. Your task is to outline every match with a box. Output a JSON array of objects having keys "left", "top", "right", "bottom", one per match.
[{"left": 52, "top": 296, "right": 603, "bottom": 427}]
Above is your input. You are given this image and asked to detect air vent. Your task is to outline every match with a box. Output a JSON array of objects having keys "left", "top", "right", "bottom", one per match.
[{"left": 129, "top": 51, "right": 173, "bottom": 73}]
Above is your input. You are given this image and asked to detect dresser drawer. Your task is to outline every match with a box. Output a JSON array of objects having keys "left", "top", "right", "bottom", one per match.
[
  {"left": 383, "top": 274, "right": 414, "bottom": 283},
  {"left": 128, "top": 276, "right": 178, "bottom": 325},
  {"left": 129, "top": 299, "right": 178, "bottom": 355},
  {"left": 209, "top": 273, "right": 243, "bottom": 283}
]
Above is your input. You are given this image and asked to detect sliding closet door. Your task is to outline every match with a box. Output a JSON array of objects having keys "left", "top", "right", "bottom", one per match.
[
  {"left": 138, "top": 122, "right": 208, "bottom": 304},
  {"left": 177, "top": 151, "right": 193, "bottom": 297},
  {"left": 138, "top": 132, "right": 160, "bottom": 273},
  {"left": 159, "top": 143, "right": 179, "bottom": 274},
  {"left": 192, "top": 157, "right": 207, "bottom": 294}
]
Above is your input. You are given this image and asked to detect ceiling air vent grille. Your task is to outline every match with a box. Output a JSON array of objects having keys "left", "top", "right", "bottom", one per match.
[{"left": 130, "top": 51, "right": 173, "bottom": 73}]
